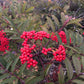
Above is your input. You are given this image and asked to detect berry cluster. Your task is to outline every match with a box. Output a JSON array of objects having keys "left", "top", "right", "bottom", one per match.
[
  {"left": 51, "top": 31, "right": 71, "bottom": 44},
  {"left": 51, "top": 32, "right": 58, "bottom": 42},
  {"left": 20, "top": 30, "right": 67, "bottom": 68},
  {"left": 53, "top": 45, "right": 66, "bottom": 62},
  {"left": 33, "top": 31, "right": 50, "bottom": 40},
  {"left": 19, "top": 44, "right": 38, "bottom": 68},
  {"left": 20, "top": 31, "right": 35, "bottom": 40},
  {"left": 0, "top": 30, "right": 9, "bottom": 52},
  {"left": 20, "top": 31, "right": 50, "bottom": 41},
  {"left": 20, "top": 31, "right": 50, "bottom": 68},
  {"left": 59, "top": 31, "right": 67, "bottom": 44},
  {"left": 41, "top": 48, "right": 52, "bottom": 55}
]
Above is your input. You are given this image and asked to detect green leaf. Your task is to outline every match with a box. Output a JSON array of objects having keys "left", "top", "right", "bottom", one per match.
[
  {"left": 0, "top": 73, "right": 10, "bottom": 80},
  {"left": 72, "top": 79, "right": 84, "bottom": 84},
  {"left": 46, "top": 16, "right": 55, "bottom": 32},
  {"left": 61, "top": 12, "right": 66, "bottom": 24},
  {"left": 0, "top": 70, "right": 4, "bottom": 73},
  {"left": 63, "top": 5, "right": 69, "bottom": 12},
  {"left": 67, "top": 18, "right": 83, "bottom": 27},
  {"left": 17, "top": 3, "right": 21, "bottom": 14},
  {"left": 26, "top": 7, "right": 34, "bottom": 13},
  {"left": 72, "top": 56, "right": 81, "bottom": 74},
  {"left": 6, "top": 61, "right": 12, "bottom": 70},
  {"left": 25, "top": 76, "right": 43, "bottom": 84},
  {"left": 79, "top": 75, "right": 84, "bottom": 79},
  {"left": 11, "top": 57, "right": 19, "bottom": 72},
  {"left": 64, "top": 29, "right": 70, "bottom": 45},
  {"left": 17, "top": 22, "right": 23, "bottom": 29},
  {"left": 9, "top": 36, "right": 20, "bottom": 40},
  {"left": 1, "top": 77, "right": 16, "bottom": 84},
  {"left": 0, "top": 57, "right": 7, "bottom": 67},
  {"left": 3, "top": 16, "right": 16, "bottom": 29},
  {"left": 10, "top": 5, "right": 15, "bottom": 18},
  {"left": 19, "top": 19, "right": 29, "bottom": 31},
  {"left": 3, "top": 30, "right": 18, "bottom": 34},
  {"left": 25, "top": 76, "right": 35, "bottom": 84},
  {"left": 44, "top": 64, "right": 51, "bottom": 76},
  {"left": 63, "top": 44, "right": 80, "bottom": 54},
  {"left": 41, "top": 24, "right": 49, "bottom": 33},
  {"left": 79, "top": 44, "right": 84, "bottom": 54},
  {"left": 68, "top": 50, "right": 74, "bottom": 57},
  {"left": 64, "top": 58, "right": 73, "bottom": 80},
  {"left": 6, "top": 51, "right": 16, "bottom": 61},
  {"left": 56, "top": 33, "right": 62, "bottom": 44},
  {"left": 52, "top": 15, "right": 59, "bottom": 26},
  {"left": 19, "top": 62, "right": 27, "bottom": 76},
  {"left": 82, "top": 56, "right": 84, "bottom": 69},
  {"left": 70, "top": 32, "right": 76, "bottom": 46},
  {"left": 76, "top": 33, "right": 82, "bottom": 45},
  {"left": 22, "top": 3, "right": 27, "bottom": 13},
  {"left": 58, "top": 66, "right": 64, "bottom": 84}
]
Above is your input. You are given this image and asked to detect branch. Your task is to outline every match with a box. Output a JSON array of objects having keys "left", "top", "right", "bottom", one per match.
[
  {"left": 0, "top": 63, "right": 25, "bottom": 84},
  {"left": 58, "top": 16, "right": 72, "bottom": 32},
  {"left": 65, "top": 72, "right": 84, "bottom": 84}
]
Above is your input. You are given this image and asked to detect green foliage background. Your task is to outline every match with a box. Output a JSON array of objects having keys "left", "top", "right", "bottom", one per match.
[{"left": 0, "top": 0, "right": 84, "bottom": 84}]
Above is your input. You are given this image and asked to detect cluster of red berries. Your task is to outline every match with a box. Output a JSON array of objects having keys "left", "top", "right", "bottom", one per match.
[
  {"left": 20, "top": 31, "right": 35, "bottom": 40},
  {"left": 41, "top": 48, "right": 52, "bottom": 55},
  {"left": 53, "top": 45, "right": 66, "bottom": 62},
  {"left": 51, "top": 32, "right": 58, "bottom": 42},
  {"left": 20, "top": 30, "right": 67, "bottom": 68},
  {"left": 20, "top": 31, "right": 50, "bottom": 41},
  {"left": 20, "top": 31, "right": 51, "bottom": 68},
  {"left": 51, "top": 31, "right": 71, "bottom": 44},
  {"left": 0, "top": 30, "right": 9, "bottom": 52},
  {"left": 33, "top": 31, "right": 50, "bottom": 40},
  {"left": 59, "top": 31, "right": 67, "bottom": 44},
  {"left": 19, "top": 44, "right": 38, "bottom": 68}
]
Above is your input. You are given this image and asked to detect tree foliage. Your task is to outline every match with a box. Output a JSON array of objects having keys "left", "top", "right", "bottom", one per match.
[{"left": 0, "top": 0, "right": 84, "bottom": 84}]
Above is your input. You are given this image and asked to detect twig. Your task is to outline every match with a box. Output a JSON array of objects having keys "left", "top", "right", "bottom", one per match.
[
  {"left": 58, "top": 16, "right": 72, "bottom": 32},
  {"left": 0, "top": 63, "right": 25, "bottom": 84},
  {"left": 65, "top": 72, "right": 84, "bottom": 84},
  {"left": 44, "top": 38, "right": 52, "bottom": 48}
]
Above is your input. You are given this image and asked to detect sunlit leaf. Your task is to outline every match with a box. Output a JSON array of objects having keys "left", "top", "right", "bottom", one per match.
[
  {"left": 46, "top": 16, "right": 55, "bottom": 32},
  {"left": 72, "top": 79, "right": 84, "bottom": 84},
  {"left": 72, "top": 56, "right": 81, "bottom": 74},
  {"left": 52, "top": 15, "right": 59, "bottom": 26},
  {"left": 64, "top": 58, "right": 73, "bottom": 80},
  {"left": 58, "top": 65, "right": 64, "bottom": 84},
  {"left": 64, "top": 29, "right": 70, "bottom": 45}
]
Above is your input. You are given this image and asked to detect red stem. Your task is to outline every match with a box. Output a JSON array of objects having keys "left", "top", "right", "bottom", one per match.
[{"left": 58, "top": 16, "right": 72, "bottom": 32}]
